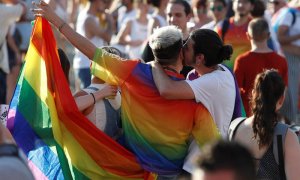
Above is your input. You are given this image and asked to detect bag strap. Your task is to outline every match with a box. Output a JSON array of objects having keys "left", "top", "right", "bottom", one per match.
[
  {"left": 290, "top": 9, "right": 296, "bottom": 26},
  {"left": 273, "top": 123, "right": 288, "bottom": 180},
  {"left": 277, "top": 135, "right": 286, "bottom": 180},
  {"left": 228, "top": 117, "right": 246, "bottom": 140},
  {"left": 273, "top": 123, "right": 288, "bottom": 164}
]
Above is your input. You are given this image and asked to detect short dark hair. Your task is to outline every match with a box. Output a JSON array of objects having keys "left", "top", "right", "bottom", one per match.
[
  {"left": 58, "top": 48, "right": 70, "bottom": 83},
  {"left": 149, "top": 0, "right": 161, "bottom": 7},
  {"left": 169, "top": 0, "right": 192, "bottom": 15},
  {"left": 248, "top": 18, "right": 270, "bottom": 42},
  {"left": 251, "top": 0, "right": 266, "bottom": 17},
  {"left": 196, "top": 141, "right": 256, "bottom": 180},
  {"left": 190, "top": 29, "right": 232, "bottom": 67}
]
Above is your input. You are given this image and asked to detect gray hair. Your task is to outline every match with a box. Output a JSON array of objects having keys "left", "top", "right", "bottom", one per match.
[{"left": 149, "top": 26, "right": 183, "bottom": 50}]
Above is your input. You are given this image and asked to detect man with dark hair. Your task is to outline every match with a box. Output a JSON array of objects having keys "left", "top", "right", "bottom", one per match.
[
  {"left": 167, "top": 0, "right": 192, "bottom": 39},
  {"left": 151, "top": 29, "right": 237, "bottom": 172},
  {"left": 234, "top": 18, "right": 288, "bottom": 117},
  {"left": 193, "top": 141, "right": 256, "bottom": 180}
]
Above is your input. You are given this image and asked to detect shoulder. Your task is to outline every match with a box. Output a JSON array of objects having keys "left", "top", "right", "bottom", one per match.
[
  {"left": 285, "top": 128, "right": 300, "bottom": 146},
  {"left": 236, "top": 51, "right": 252, "bottom": 61}
]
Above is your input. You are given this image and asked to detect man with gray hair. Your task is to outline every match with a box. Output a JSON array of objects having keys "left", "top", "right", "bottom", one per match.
[{"left": 32, "top": 1, "right": 220, "bottom": 176}]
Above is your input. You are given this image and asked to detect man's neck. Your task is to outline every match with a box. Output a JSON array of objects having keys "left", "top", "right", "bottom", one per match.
[
  {"left": 182, "top": 28, "right": 189, "bottom": 40},
  {"left": 87, "top": 3, "right": 98, "bottom": 15},
  {"left": 251, "top": 40, "right": 273, "bottom": 53},
  {"left": 163, "top": 64, "right": 182, "bottom": 74},
  {"left": 195, "top": 64, "right": 219, "bottom": 76}
]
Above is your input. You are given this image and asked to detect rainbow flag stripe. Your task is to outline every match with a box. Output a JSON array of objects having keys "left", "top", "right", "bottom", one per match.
[{"left": 7, "top": 17, "right": 153, "bottom": 180}]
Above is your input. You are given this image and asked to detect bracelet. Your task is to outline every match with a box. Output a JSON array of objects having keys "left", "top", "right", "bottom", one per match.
[
  {"left": 58, "top": 22, "right": 66, "bottom": 32},
  {"left": 90, "top": 93, "right": 96, "bottom": 105}
]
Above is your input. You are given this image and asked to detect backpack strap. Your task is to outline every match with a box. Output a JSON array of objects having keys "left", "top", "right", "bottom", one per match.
[
  {"left": 228, "top": 117, "right": 246, "bottom": 140},
  {"left": 290, "top": 9, "right": 296, "bottom": 26},
  {"left": 221, "top": 18, "right": 230, "bottom": 41},
  {"left": 273, "top": 123, "right": 288, "bottom": 180},
  {"left": 273, "top": 123, "right": 288, "bottom": 164}
]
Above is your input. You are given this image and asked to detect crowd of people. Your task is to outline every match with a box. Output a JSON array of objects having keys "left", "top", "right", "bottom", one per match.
[{"left": 0, "top": 0, "right": 300, "bottom": 179}]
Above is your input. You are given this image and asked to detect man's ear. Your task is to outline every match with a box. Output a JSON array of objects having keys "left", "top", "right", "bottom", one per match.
[
  {"left": 186, "top": 13, "right": 192, "bottom": 22},
  {"left": 196, "top": 54, "right": 204, "bottom": 65},
  {"left": 246, "top": 32, "right": 251, "bottom": 41}
]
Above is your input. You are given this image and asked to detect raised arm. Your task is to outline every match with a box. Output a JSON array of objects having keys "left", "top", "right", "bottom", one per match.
[
  {"left": 151, "top": 61, "right": 195, "bottom": 99},
  {"left": 32, "top": 1, "right": 96, "bottom": 60}
]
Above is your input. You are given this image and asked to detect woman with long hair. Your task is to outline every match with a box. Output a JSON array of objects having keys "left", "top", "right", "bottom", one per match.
[{"left": 232, "top": 69, "right": 300, "bottom": 180}]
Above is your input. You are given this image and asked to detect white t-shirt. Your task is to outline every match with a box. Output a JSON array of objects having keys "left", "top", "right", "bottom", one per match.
[
  {"left": 183, "top": 64, "right": 236, "bottom": 173},
  {"left": 278, "top": 8, "right": 300, "bottom": 46},
  {"left": 186, "top": 64, "right": 235, "bottom": 136},
  {"left": 201, "top": 20, "right": 223, "bottom": 30}
]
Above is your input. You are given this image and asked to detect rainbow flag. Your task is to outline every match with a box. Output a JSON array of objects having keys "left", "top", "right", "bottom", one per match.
[{"left": 7, "top": 17, "right": 153, "bottom": 180}]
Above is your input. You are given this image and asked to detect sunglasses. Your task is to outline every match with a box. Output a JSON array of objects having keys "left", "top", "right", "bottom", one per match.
[
  {"left": 270, "top": 1, "right": 280, "bottom": 5},
  {"left": 210, "top": 6, "right": 223, "bottom": 12}
]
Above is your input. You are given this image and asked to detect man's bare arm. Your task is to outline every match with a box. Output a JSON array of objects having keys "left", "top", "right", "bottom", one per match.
[{"left": 151, "top": 61, "right": 195, "bottom": 99}]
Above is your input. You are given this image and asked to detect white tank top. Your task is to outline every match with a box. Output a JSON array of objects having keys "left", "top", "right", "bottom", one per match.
[
  {"left": 152, "top": 14, "right": 167, "bottom": 27},
  {"left": 73, "top": 11, "right": 107, "bottom": 69},
  {"left": 127, "top": 19, "right": 148, "bottom": 59}
]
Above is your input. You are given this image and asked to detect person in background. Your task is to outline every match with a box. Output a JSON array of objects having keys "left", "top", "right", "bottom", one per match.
[
  {"left": 234, "top": 18, "right": 288, "bottom": 117},
  {"left": 147, "top": 0, "right": 169, "bottom": 36},
  {"left": 74, "top": 46, "right": 122, "bottom": 139},
  {"left": 230, "top": 69, "right": 300, "bottom": 179},
  {"left": 0, "top": 0, "right": 26, "bottom": 104},
  {"left": 115, "top": 0, "right": 150, "bottom": 59},
  {"left": 201, "top": 0, "right": 227, "bottom": 30},
  {"left": 271, "top": 0, "right": 300, "bottom": 124},
  {"left": 73, "top": 0, "right": 113, "bottom": 91},
  {"left": 6, "top": 25, "right": 22, "bottom": 104},
  {"left": 58, "top": 48, "right": 71, "bottom": 84},
  {"left": 250, "top": 0, "right": 281, "bottom": 54},
  {"left": 190, "top": 0, "right": 213, "bottom": 30},
  {"left": 142, "top": 0, "right": 193, "bottom": 77},
  {"left": 193, "top": 140, "right": 256, "bottom": 180},
  {"left": 215, "top": 0, "right": 254, "bottom": 69}
]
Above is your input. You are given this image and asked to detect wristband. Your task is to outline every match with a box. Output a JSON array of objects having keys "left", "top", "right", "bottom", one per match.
[
  {"left": 90, "top": 93, "right": 96, "bottom": 105},
  {"left": 58, "top": 22, "right": 66, "bottom": 32}
]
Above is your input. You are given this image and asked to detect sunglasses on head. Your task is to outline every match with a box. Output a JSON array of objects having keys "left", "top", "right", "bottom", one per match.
[{"left": 210, "top": 6, "right": 223, "bottom": 12}]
